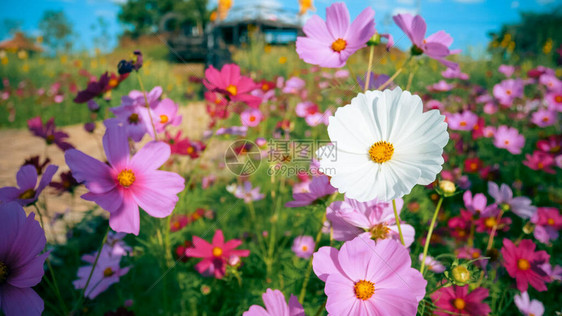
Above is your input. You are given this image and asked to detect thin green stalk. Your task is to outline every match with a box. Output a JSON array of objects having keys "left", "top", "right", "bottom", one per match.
[
  {"left": 420, "top": 196, "right": 444, "bottom": 274},
  {"left": 364, "top": 45, "right": 375, "bottom": 92},
  {"left": 299, "top": 213, "right": 326, "bottom": 304},
  {"left": 392, "top": 199, "right": 405, "bottom": 246},
  {"left": 72, "top": 226, "right": 110, "bottom": 312}
]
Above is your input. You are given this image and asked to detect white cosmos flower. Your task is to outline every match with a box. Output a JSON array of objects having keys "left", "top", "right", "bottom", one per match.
[{"left": 317, "top": 87, "right": 449, "bottom": 202}]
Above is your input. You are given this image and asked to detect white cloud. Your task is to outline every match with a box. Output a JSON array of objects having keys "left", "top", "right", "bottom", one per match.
[
  {"left": 452, "top": 0, "right": 484, "bottom": 3},
  {"left": 391, "top": 7, "right": 418, "bottom": 16}
]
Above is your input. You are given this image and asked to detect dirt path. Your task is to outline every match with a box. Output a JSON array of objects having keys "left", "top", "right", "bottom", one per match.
[{"left": 0, "top": 102, "right": 212, "bottom": 242}]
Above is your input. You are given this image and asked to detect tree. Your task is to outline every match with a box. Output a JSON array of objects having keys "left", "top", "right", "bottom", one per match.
[
  {"left": 38, "top": 10, "right": 74, "bottom": 52},
  {"left": 118, "top": 0, "right": 209, "bottom": 37},
  {"left": 1, "top": 19, "right": 23, "bottom": 39}
]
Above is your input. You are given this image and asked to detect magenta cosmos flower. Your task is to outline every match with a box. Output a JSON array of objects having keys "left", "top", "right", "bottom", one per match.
[
  {"left": 463, "top": 190, "right": 497, "bottom": 216},
  {"left": 185, "top": 229, "right": 250, "bottom": 279},
  {"left": 393, "top": 13, "right": 458, "bottom": 69},
  {"left": 296, "top": 2, "right": 375, "bottom": 68},
  {"left": 204, "top": 64, "right": 261, "bottom": 108},
  {"left": 531, "top": 109, "right": 557, "bottom": 127},
  {"left": 230, "top": 181, "right": 265, "bottom": 203},
  {"left": 0, "top": 164, "right": 58, "bottom": 206},
  {"left": 240, "top": 108, "right": 264, "bottom": 127},
  {"left": 150, "top": 98, "right": 182, "bottom": 135},
  {"left": 545, "top": 90, "right": 562, "bottom": 112},
  {"left": 447, "top": 111, "right": 478, "bottom": 131},
  {"left": 514, "top": 291, "right": 544, "bottom": 316},
  {"left": 313, "top": 236, "right": 426, "bottom": 315},
  {"left": 65, "top": 126, "right": 185, "bottom": 235},
  {"left": 523, "top": 151, "right": 555, "bottom": 174},
  {"left": 488, "top": 182, "right": 536, "bottom": 219},
  {"left": 418, "top": 254, "right": 445, "bottom": 273},
  {"left": 500, "top": 239, "right": 550, "bottom": 292},
  {"left": 0, "top": 202, "right": 49, "bottom": 316},
  {"left": 291, "top": 235, "right": 315, "bottom": 259},
  {"left": 326, "top": 197, "right": 415, "bottom": 247},
  {"left": 28, "top": 116, "right": 74, "bottom": 151},
  {"left": 531, "top": 207, "right": 562, "bottom": 244},
  {"left": 493, "top": 125, "right": 525, "bottom": 154},
  {"left": 285, "top": 175, "right": 336, "bottom": 207},
  {"left": 243, "top": 288, "right": 304, "bottom": 316},
  {"left": 73, "top": 243, "right": 130, "bottom": 299},
  {"left": 431, "top": 285, "right": 491, "bottom": 316},
  {"left": 493, "top": 79, "right": 524, "bottom": 106}
]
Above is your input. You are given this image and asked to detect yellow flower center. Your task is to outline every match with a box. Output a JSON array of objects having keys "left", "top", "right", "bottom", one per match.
[
  {"left": 103, "top": 267, "right": 114, "bottom": 277},
  {"left": 117, "top": 169, "right": 136, "bottom": 188},
  {"left": 226, "top": 84, "right": 238, "bottom": 96},
  {"left": 331, "top": 38, "right": 347, "bottom": 52},
  {"left": 187, "top": 147, "right": 194, "bottom": 154},
  {"left": 128, "top": 113, "right": 140, "bottom": 124},
  {"left": 547, "top": 218, "right": 555, "bottom": 225},
  {"left": 249, "top": 115, "right": 256, "bottom": 122},
  {"left": 108, "top": 78, "right": 118, "bottom": 88},
  {"left": 471, "top": 251, "right": 481, "bottom": 259},
  {"left": 453, "top": 298, "right": 466, "bottom": 310},
  {"left": 301, "top": 245, "right": 308, "bottom": 252},
  {"left": 18, "top": 188, "right": 36, "bottom": 200},
  {"left": 517, "top": 258, "right": 530, "bottom": 271},
  {"left": 354, "top": 280, "right": 375, "bottom": 300},
  {"left": 485, "top": 217, "right": 497, "bottom": 228},
  {"left": 504, "top": 140, "right": 510, "bottom": 145},
  {"left": 160, "top": 114, "right": 169, "bottom": 124},
  {"left": 369, "top": 223, "right": 390, "bottom": 240},
  {"left": 555, "top": 95, "right": 562, "bottom": 103},
  {"left": 0, "top": 261, "right": 8, "bottom": 284},
  {"left": 261, "top": 83, "right": 270, "bottom": 91},
  {"left": 369, "top": 141, "right": 394, "bottom": 163},
  {"left": 537, "top": 162, "right": 544, "bottom": 169},
  {"left": 505, "top": 89, "right": 512, "bottom": 95},
  {"left": 212, "top": 247, "right": 223, "bottom": 257},
  {"left": 460, "top": 121, "right": 467, "bottom": 127}
]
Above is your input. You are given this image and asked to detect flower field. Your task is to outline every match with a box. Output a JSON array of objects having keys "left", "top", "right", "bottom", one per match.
[{"left": 0, "top": 2, "right": 561, "bottom": 316}]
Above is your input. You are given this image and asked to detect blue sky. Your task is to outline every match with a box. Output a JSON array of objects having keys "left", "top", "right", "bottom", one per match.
[{"left": 0, "top": 0, "right": 558, "bottom": 57}]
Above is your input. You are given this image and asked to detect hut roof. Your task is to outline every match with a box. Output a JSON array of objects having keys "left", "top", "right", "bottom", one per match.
[
  {"left": 215, "top": 0, "right": 303, "bottom": 29},
  {"left": 0, "top": 32, "right": 43, "bottom": 52}
]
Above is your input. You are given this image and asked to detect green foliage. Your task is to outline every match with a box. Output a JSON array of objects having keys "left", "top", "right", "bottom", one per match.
[{"left": 38, "top": 10, "right": 75, "bottom": 53}]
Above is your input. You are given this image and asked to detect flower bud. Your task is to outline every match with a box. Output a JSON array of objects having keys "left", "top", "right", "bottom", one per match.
[{"left": 451, "top": 265, "right": 470, "bottom": 285}]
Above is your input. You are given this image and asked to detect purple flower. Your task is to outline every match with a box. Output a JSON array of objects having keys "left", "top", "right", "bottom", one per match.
[
  {"left": 493, "top": 79, "right": 524, "bottom": 106},
  {"left": 393, "top": 13, "right": 458, "bottom": 69},
  {"left": 326, "top": 197, "right": 415, "bottom": 247},
  {"left": 243, "top": 289, "right": 304, "bottom": 316},
  {"left": 0, "top": 202, "right": 48, "bottom": 315},
  {"left": 488, "top": 182, "right": 536, "bottom": 219},
  {"left": 313, "top": 236, "right": 426, "bottom": 315},
  {"left": 291, "top": 235, "right": 315, "bottom": 259},
  {"left": 282, "top": 77, "right": 306, "bottom": 94},
  {"left": 73, "top": 243, "right": 131, "bottom": 299},
  {"left": 418, "top": 254, "right": 445, "bottom": 273},
  {"left": 28, "top": 116, "right": 74, "bottom": 151},
  {"left": 74, "top": 72, "right": 110, "bottom": 103},
  {"left": 285, "top": 175, "right": 336, "bottom": 207},
  {"left": 231, "top": 181, "right": 265, "bottom": 203},
  {"left": 0, "top": 164, "right": 58, "bottom": 206},
  {"left": 498, "top": 64, "right": 515, "bottom": 77},
  {"left": 493, "top": 125, "right": 525, "bottom": 154},
  {"left": 296, "top": 2, "right": 375, "bottom": 68},
  {"left": 356, "top": 72, "right": 394, "bottom": 90},
  {"left": 531, "top": 109, "right": 557, "bottom": 127},
  {"left": 463, "top": 190, "right": 497, "bottom": 216},
  {"left": 531, "top": 207, "right": 561, "bottom": 244},
  {"left": 442, "top": 67, "right": 469, "bottom": 80},
  {"left": 514, "top": 292, "right": 544, "bottom": 316},
  {"left": 447, "top": 111, "right": 478, "bottom": 131}
]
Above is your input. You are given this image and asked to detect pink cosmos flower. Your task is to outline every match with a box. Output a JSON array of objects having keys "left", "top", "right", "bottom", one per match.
[
  {"left": 295, "top": 101, "right": 318, "bottom": 118},
  {"left": 418, "top": 254, "right": 445, "bottom": 273},
  {"left": 73, "top": 243, "right": 130, "bottom": 299},
  {"left": 493, "top": 125, "right": 525, "bottom": 154},
  {"left": 463, "top": 190, "right": 497, "bottom": 216},
  {"left": 0, "top": 202, "right": 48, "bottom": 316},
  {"left": 313, "top": 236, "right": 426, "bottom": 315},
  {"left": 514, "top": 292, "right": 544, "bottom": 316},
  {"left": 488, "top": 182, "right": 536, "bottom": 219},
  {"left": 431, "top": 285, "right": 491, "bottom": 316},
  {"left": 457, "top": 247, "right": 488, "bottom": 268},
  {"left": 296, "top": 2, "right": 375, "bottom": 68},
  {"left": 393, "top": 13, "right": 458, "bottom": 69},
  {"left": 475, "top": 208, "right": 511, "bottom": 234},
  {"left": 0, "top": 164, "right": 58, "bottom": 206},
  {"left": 65, "top": 126, "right": 185, "bottom": 235},
  {"left": 498, "top": 64, "right": 515, "bottom": 77},
  {"left": 539, "top": 74, "right": 562, "bottom": 91},
  {"left": 447, "top": 111, "right": 478, "bottom": 131},
  {"left": 531, "top": 207, "right": 562, "bottom": 244},
  {"left": 545, "top": 90, "right": 562, "bottom": 112},
  {"left": 305, "top": 109, "right": 331, "bottom": 127},
  {"left": 442, "top": 67, "right": 469, "bottom": 80},
  {"left": 500, "top": 239, "right": 550, "bottom": 292},
  {"left": 231, "top": 181, "right": 265, "bottom": 203},
  {"left": 531, "top": 109, "right": 557, "bottom": 127},
  {"left": 240, "top": 108, "right": 264, "bottom": 127},
  {"left": 285, "top": 175, "right": 336, "bottom": 207},
  {"left": 540, "top": 263, "right": 562, "bottom": 282},
  {"left": 185, "top": 230, "right": 250, "bottom": 279},
  {"left": 523, "top": 151, "right": 555, "bottom": 174},
  {"left": 243, "top": 289, "right": 304, "bottom": 316},
  {"left": 204, "top": 64, "right": 261, "bottom": 108},
  {"left": 326, "top": 197, "right": 415, "bottom": 247},
  {"left": 282, "top": 77, "right": 306, "bottom": 94},
  {"left": 427, "top": 80, "right": 454, "bottom": 92},
  {"left": 122, "top": 86, "right": 162, "bottom": 109},
  {"left": 493, "top": 79, "right": 524, "bottom": 106},
  {"left": 291, "top": 235, "right": 315, "bottom": 259},
  {"left": 28, "top": 116, "right": 74, "bottom": 151},
  {"left": 107, "top": 105, "right": 150, "bottom": 142},
  {"left": 150, "top": 98, "right": 182, "bottom": 134}
]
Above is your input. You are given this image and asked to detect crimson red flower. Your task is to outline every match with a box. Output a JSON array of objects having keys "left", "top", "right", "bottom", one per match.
[
  {"left": 448, "top": 210, "right": 473, "bottom": 240},
  {"left": 203, "top": 64, "right": 261, "bottom": 108},
  {"left": 501, "top": 239, "right": 550, "bottom": 292},
  {"left": 175, "top": 241, "right": 193, "bottom": 262},
  {"left": 170, "top": 215, "right": 189, "bottom": 232},
  {"left": 431, "top": 285, "right": 491, "bottom": 316},
  {"left": 464, "top": 157, "right": 483, "bottom": 173},
  {"left": 74, "top": 72, "right": 110, "bottom": 103}
]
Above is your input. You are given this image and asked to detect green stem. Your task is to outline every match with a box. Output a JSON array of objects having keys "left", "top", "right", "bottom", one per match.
[
  {"left": 364, "top": 45, "right": 375, "bottom": 92},
  {"left": 299, "top": 213, "right": 326, "bottom": 304},
  {"left": 486, "top": 210, "right": 505, "bottom": 251},
  {"left": 72, "top": 226, "right": 110, "bottom": 312},
  {"left": 420, "top": 196, "right": 443, "bottom": 274},
  {"left": 392, "top": 199, "right": 405, "bottom": 246},
  {"left": 136, "top": 72, "right": 158, "bottom": 140}
]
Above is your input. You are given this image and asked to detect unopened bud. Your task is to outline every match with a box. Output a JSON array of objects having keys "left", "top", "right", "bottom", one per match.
[{"left": 452, "top": 265, "right": 470, "bottom": 285}]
